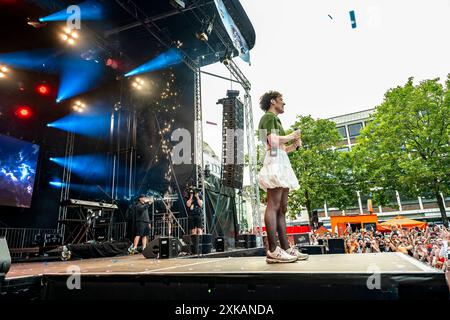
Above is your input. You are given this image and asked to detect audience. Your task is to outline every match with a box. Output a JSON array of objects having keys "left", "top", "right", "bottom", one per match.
[{"left": 310, "top": 224, "right": 450, "bottom": 271}]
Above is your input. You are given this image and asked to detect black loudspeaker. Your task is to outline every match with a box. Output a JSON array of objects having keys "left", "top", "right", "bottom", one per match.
[
  {"left": 0, "top": 238, "right": 11, "bottom": 276},
  {"left": 318, "top": 239, "right": 324, "bottom": 246},
  {"left": 312, "top": 210, "right": 319, "bottom": 229},
  {"left": 142, "top": 237, "right": 161, "bottom": 259},
  {"left": 159, "top": 237, "right": 180, "bottom": 259},
  {"left": 299, "top": 245, "right": 325, "bottom": 255},
  {"left": 328, "top": 238, "right": 345, "bottom": 254},
  {"left": 214, "top": 237, "right": 225, "bottom": 252},
  {"left": 236, "top": 234, "right": 256, "bottom": 248},
  {"left": 293, "top": 233, "right": 311, "bottom": 246},
  {"left": 190, "top": 234, "right": 212, "bottom": 254}
]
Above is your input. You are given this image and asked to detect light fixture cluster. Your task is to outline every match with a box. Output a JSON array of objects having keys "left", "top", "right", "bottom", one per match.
[
  {"left": 60, "top": 27, "right": 79, "bottom": 46},
  {"left": 132, "top": 77, "right": 145, "bottom": 90},
  {"left": 0, "top": 65, "right": 9, "bottom": 78},
  {"left": 72, "top": 100, "right": 87, "bottom": 113}
]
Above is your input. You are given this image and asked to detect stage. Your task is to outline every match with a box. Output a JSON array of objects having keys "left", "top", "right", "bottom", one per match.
[{"left": 2, "top": 252, "right": 448, "bottom": 300}]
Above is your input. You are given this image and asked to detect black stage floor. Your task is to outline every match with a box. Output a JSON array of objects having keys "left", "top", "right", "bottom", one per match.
[{"left": 2, "top": 252, "right": 449, "bottom": 300}]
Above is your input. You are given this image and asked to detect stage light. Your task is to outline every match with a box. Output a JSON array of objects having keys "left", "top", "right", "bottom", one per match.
[
  {"left": 124, "top": 48, "right": 182, "bottom": 77},
  {"left": 131, "top": 77, "right": 145, "bottom": 90},
  {"left": 15, "top": 106, "right": 32, "bottom": 119},
  {"left": 47, "top": 112, "right": 110, "bottom": 137},
  {"left": 27, "top": 17, "right": 47, "bottom": 28},
  {"left": 196, "top": 17, "right": 215, "bottom": 42},
  {"left": 72, "top": 100, "right": 87, "bottom": 113},
  {"left": 50, "top": 154, "right": 109, "bottom": 180},
  {"left": 0, "top": 65, "right": 9, "bottom": 78},
  {"left": 39, "top": 1, "right": 104, "bottom": 22},
  {"left": 60, "top": 27, "right": 79, "bottom": 46},
  {"left": 36, "top": 84, "right": 50, "bottom": 95}
]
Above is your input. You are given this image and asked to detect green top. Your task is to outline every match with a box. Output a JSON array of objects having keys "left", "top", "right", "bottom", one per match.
[{"left": 258, "top": 111, "right": 285, "bottom": 144}]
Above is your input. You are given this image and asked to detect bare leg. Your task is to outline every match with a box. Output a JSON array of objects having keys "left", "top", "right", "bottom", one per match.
[
  {"left": 133, "top": 236, "right": 140, "bottom": 249},
  {"left": 277, "top": 188, "right": 290, "bottom": 250},
  {"left": 142, "top": 236, "right": 148, "bottom": 250},
  {"left": 265, "top": 188, "right": 283, "bottom": 252}
]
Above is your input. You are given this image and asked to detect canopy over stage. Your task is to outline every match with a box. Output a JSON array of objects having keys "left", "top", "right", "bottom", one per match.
[{"left": 3, "top": 253, "right": 448, "bottom": 300}]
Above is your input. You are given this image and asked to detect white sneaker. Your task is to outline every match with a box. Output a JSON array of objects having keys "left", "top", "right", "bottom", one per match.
[
  {"left": 266, "top": 246, "right": 298, "bottom": 264},
  {"left": 285, "top": 246, "right": 309, "bottom": 261}
]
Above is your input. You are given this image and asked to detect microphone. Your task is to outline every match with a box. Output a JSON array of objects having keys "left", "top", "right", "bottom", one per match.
[{"left": 293, "top": 127, "right": 301, "bottom": 151}]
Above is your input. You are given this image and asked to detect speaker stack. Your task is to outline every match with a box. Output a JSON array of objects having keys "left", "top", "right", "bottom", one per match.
[
  {"left": 214, "top": 236, "right": 225, "bottom": 252},
  {"left": 190, "top": 234, "right": 212, "bottom": 254},
  {"left": 236, "top": 234, "right": 256, "bottom": 249},
  {"left": 159, "top": 237, "right": 181, "bottom": 259},
  {"left": 327, "top": 238, "right": 345, "bottom": 254},
  {"left": 299, "top": 245, "right": 326, "bottom": 255}
]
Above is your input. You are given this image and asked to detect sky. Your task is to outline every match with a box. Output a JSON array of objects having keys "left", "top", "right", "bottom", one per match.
[{"left": 200, "top": 0, "right": 450, "bottom": 159}]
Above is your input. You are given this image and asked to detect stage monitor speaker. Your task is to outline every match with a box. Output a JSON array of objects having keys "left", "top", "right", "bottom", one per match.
[
  {"left": 236, "top": 234, "right": 256, "bottom": 248},
  {"left": 142, "top": 237, "right": 160, "bottom": 259},
  {"left": 0, "top": 238, "right": 11, "bottom": 276},
  {"left": 293, "top": 233, "right": 310, "bottom": 246},
  {"left": 328, "top": 238, "right": 345, "bottom": 254},
  {"left": 159, "top": 237, "right": 180, "bottom": 259},
  {"left": 190, "top": 234, "right": 212, "bottom": 254},
  {"left": 318, "top": 239, "right": 324, "bottom": 246},
  {"left": 214, "top": 237, "right": 225, "bottom": 252},
  {"left": 299, "top": 245, "right": 325, "bottom": 255}
]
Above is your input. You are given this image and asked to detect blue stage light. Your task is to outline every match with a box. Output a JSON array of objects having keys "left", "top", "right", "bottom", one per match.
[
  {"left": 47, "top": 111, "right": 109, "bottom": 138},
  {"left": 57, "top": 57, "right": 103, "bottom": 102},
  {"left": 50, "top": 154, "right": 109, "bottom": 181},
  {"left": 49, "top": 181, "right": 64, "bottom": 188},
  {"left": 39, "top": 1, "right": 103, "bottom": 22},
  {"left": 0, "top": 49, "right": 58, "bottom": 73},
  {"left": 125, "top": 48, "right": 182, "bottom": 77}
]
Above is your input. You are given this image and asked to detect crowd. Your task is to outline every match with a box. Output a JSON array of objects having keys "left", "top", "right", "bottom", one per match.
[{"left": 311, "top": 224, "right": 450, "bottom": 271}]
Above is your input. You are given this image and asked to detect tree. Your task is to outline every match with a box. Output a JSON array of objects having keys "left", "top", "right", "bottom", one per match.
[
  {"left": 352, "top": 76, "right": 450, "bottom": 226},
  {"left": 288, "top": 116, "right": 356, "bottom": 224}
]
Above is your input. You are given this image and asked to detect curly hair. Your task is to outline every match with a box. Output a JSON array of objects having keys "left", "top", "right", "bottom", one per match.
[{"left": 259, "top": 91, "right": 282, "bottom": 112}]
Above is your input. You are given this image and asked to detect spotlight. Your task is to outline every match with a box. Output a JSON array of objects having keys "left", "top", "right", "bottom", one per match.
[
  {"left": 131, "top": 77, "right": 145, "bottom": 90},
  {"left": 60, "top": 26, "right": 79, "bottom": 46},
  {"left": 72, "top": 100, "right": 87, "bottom": 113},
  {"left": 36, "top": 84, "right": 50, "bottom": 96},
  {"left": 0, "top": 65, "right": 9, "bottom": 78},
  {"left": 15, "top": 106, "right": 32, "bottom": 119},
  {"left": 174, "top": 40, "right": 183, "bottom": 48},
  {"left": 27, "top": 17, "right": 47, "bottom": 28},
  {"left": 196, "top": 16, "right": 215, "bottom": 42}
]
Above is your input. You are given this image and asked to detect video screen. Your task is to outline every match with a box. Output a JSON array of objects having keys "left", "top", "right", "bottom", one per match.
[{"left": 0, "top": 134, "right": 39, "bottom": 208}]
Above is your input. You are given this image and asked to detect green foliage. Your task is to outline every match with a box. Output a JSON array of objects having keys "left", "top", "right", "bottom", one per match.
[
  {"left": 352, "top": 75, "right": 450, "bottom": 225},
  {"left": 288, "top": 116, "right": 356, "bottom": 222}
]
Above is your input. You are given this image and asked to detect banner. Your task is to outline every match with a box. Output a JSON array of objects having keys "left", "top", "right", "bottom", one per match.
[{"left": 214, "top": 0, "right": 251, "bottom": 64}]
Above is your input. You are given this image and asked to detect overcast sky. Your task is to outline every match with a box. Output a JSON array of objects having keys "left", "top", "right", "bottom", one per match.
[{"left": 200, "top": 0, "right": 450, "bottom": 158}]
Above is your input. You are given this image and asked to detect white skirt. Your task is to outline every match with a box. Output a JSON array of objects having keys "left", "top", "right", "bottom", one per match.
[{"left": 258, "top": 148, "right": 299, "bottom": 192}]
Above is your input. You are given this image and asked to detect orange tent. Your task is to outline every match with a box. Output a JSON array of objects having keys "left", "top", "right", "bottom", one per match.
[
  {"left": 378, "top": 216, "right": 427, "bottom": 231},
  {"left": 330, "top": 214, "right": 379, "bottom": 236},
  {"left": 315, "top": 226, "right": 331, "bottom": 235}
]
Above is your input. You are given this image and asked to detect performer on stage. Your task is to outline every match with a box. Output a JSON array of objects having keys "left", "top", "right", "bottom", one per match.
[
  {"left": 130, "top": 194, "right": 152, "bottom": 254},
  {"left": 186, "top": 187, "right": 203, "bottom": 235},
  {"left": 258, "top": 91, "right": 309, "bottom": 263}
]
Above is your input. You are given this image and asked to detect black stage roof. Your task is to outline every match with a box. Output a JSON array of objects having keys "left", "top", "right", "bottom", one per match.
[{"left": 9, "top": 0, "right": 256, "bottom": 67}]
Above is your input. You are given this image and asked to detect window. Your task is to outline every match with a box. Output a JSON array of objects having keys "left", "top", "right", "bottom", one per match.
[
  {"left": 348, "top": 122, "right": 363, "bottom": 138},
  {"left": 337, "top": 126, "right": 347, "bottom": 140}
]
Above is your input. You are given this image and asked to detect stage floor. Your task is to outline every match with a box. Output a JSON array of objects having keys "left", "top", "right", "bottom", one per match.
[
  {"left": 3, "top": 252, "right": 449, "bottom": 300},
  {"left": 5, "top": 252, "right": 441, "bottom": 277}
]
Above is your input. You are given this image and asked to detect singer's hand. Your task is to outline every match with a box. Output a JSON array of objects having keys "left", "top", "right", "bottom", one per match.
[{"left": 290, "top": 130, "right": 301, "bottom": 141}]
